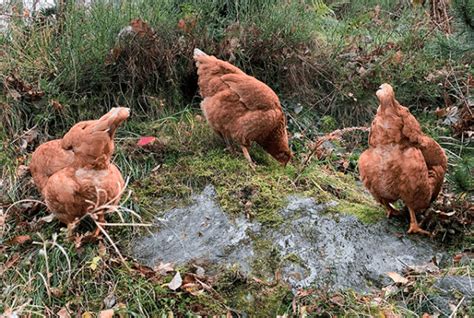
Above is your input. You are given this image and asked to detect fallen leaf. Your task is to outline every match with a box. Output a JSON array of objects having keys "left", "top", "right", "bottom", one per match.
[
  {"left": 137, "top": 136, "right": 157, "bottom": 147},
  {"left": 393, "top": 50, "right": 403, "bottom": 64},
  {"left": 40, "top": 214, "right": 55, "bottom": 223},
  {"left": 89, "top": 256, "right": 102, "bottom": 271},
  {"left": 168, "top": 271, "right": 182, "bottom": 291},
  {"left": 1, "top": 308, "right": 19, "bottom": 318},
  {"left": 103, "top": 293, "right": 116, "bottom": 308},
  {"left": 294, "top": 103, "right": 303, "bottom": 114},
  {"left": 98, "top": 309, "right": 114, "bottom": 318},
  {"left": 382, "top": 284, "right": 399, "bottom": 297},
  {"left": 182, "top": 282, "right": 203, "bottom": 296},
  {"left": 435, "top": 107, "right": 448, "bottom": 118},
  {"left": 387, "top": 272, "right": 409, "bottom": 285},
  {"left": 194, "top": 264, "right": 205, "bottom": 277},
  {"left": 132, "top": 262, "right": 156, "bottom": 278},
  {"left": 51, "top": 99, "right": 64, "bottom": 111},
  {"left": 434, "top": 210, "right": 456, "bottom": 217},
  {"left": 0, "top": 253, "right": 20, "bottom": 275},
  {"left": 154, "top": 262, "right": 174, "bottom": 275},
  {"left": 383, "top": 309, "right": 401, "bottom": 318},
  {"left": 16, "top": 165, "right": 29, "bottom": 178},
  {"left": 330, "top": 294, "right": 345, "bottom": 306},
  {"left": 82, "top": 312, "right": 93, "bottom": 318},
  {"left": 98, "top": 241, "right": 107, "bottom": 257},
  {"left": 51, "top": 287, "right": 63, "bottom": 297},
  {"left": 408, "top": 262, "right": 439, "bottom": 274},
  {"left": 24, "top": 127, "right": 38, "bottom": 143},
  {"left": 57, "top": 307, "right": 70, "bottom": 318},
  {"left": 7, "top": 235, "right": 31, "bottom": 246},
  {"left": 296, "top": 289, "right": 314, "bottom": 297}
]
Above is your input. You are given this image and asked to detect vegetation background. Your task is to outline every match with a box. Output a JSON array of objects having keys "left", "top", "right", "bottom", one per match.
[{"left": 0, "top": 0, "right": 472, "bottom": 316}]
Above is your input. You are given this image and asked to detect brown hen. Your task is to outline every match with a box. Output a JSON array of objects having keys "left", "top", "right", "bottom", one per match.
[
  {"left": 359, "top": 84, "right": 447, "bottom": 235},
  {"left": 193, "top": 48, "right": 292, "bottom": 168},
  {"left": 30, "top": 107, "right": 129, "bottom": 224}
]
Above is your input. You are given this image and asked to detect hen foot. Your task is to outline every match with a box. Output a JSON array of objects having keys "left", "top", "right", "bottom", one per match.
[
  {"left": 407, "top": 223, "right": 431, "bottom": 236},
  {"left": 407, "top": 207, "right": 431, "bottom": 236}
]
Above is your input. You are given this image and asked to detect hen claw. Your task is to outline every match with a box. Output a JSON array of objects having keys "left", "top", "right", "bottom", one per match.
[{"left": 407, "top": 223, "right": 431, "bottom": 236}]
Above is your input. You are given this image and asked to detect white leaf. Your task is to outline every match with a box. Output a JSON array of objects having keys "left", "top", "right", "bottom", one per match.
[{"left": 168, "top": 271, "right": 182, "bottom": 291}]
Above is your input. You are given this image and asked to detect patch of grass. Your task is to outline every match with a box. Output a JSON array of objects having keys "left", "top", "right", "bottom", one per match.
[
  {"left": 2, "top": 0, "right": 472, "bottom": 147},
  {"left": 0, "top": 224, "right": 228, "bottom": 315}
]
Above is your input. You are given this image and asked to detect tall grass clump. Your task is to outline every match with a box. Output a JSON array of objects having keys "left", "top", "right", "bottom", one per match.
[{"left": 1, "top": 0, "right": 472, "bottom": 137}]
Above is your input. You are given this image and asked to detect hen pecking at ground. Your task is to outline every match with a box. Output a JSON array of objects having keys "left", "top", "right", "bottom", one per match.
[
  {"left": 193, "top": 48, "right": 292, "bottom": 168},
  {"left": 30, "top": 107, "right": 130, "bottom": 225},
  {"left": 359, "top": 84, "right": 447, "bottom": 235}
]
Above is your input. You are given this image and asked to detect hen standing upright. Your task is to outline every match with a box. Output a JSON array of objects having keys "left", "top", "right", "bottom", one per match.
[
  {"left": 193, "top": 48, "right": 292, "bottom": 168},
  {"left": 30, "top": 107, "right": 130, "bottom": 224},
  {"left": 359, "top": 84, "right": 447, "bottom": 235}
]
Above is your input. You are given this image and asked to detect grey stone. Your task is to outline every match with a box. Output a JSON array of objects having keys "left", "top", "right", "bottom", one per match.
[
  {"left": 434, "top": 275, "right": 473, "bottom": 299},
  {"left": 132, "top": 185, "right": 444, "bottom": 292}
]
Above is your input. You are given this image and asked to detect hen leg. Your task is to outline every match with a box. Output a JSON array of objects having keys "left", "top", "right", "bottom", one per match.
[
  {"left": 93, "top": 211, "right": 105, "bottom": 237},
  {"left": 407, "top": 207, "right": 430, "bottom": 236},
  {"left": 241, "top": 145, "right": 256, "bottom": 170},
  {"left": 224, "top": 137, "right": 238, "bottom": 155}
]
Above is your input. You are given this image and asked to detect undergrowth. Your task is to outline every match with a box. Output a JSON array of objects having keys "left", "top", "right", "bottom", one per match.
[{"left": 1, "top": 0, "right": 472, "bottom": 316}]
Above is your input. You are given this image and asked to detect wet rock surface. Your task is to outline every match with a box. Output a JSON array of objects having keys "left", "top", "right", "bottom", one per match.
[
  {"left": 434, "top": 275, "right": 473, "bottom": 298},
  {"left": 426, "top": 275, "right": 473, "bottom": 316},
  {"left": 133, "top": 185, "right": 444, "bottom": 291},
  {"left": 133, "top": 185, "right": 257, "bottom": 273}
]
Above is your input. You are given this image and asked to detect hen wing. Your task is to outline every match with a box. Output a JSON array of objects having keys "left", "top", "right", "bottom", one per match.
[
  {"left": 399, "top": 107, "right": 447, "bottom": 168},
  {"left": 195, "top": 55, "right": 245, "bottom": 97},
  {"left": 30, "top": 140, "right": 75, "bottom": 192},
  {"left": 221, "top": 73, "right": 280, "bottom": 112}
]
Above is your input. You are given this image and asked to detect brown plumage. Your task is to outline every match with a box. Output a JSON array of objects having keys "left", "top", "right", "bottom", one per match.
[
  {"left": 359, "top": 84, "right": 447, "bottom": 235},
  {"left": 30, "top": 107, "right": 130, "bottom": 224},
  {"left": 193, "top": 48, "right": 292, "bottom": 168}
]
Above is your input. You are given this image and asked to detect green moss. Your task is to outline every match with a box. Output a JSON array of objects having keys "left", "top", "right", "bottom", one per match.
[
  {"left": 219, "top": 273, "right": 292, "bottom": 317},
  {"left": 335, "top": 202, "right": 384, "bottom": 223},
  {"left": 283, "top": 253, "right": 304, "bottom": 266},
  {"left": 320, "top": 115, "right": 338, "bottom": 133},
  {"left": 127, "top": 112, "right": 382, "bottom": 226}
]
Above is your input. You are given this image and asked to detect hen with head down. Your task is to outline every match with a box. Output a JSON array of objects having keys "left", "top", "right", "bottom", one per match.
[
  {"left": 193, "top": 48, "right": 292, "bottom": 168},
  {"left": 30, "top": 107, "right": 130, "bottom": 224},
  {"left": 359, "top": 84, "right": 447, "bottom": 235}
]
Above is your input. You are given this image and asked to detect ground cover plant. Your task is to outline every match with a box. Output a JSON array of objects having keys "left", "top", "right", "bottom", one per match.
[{"left": 1, "top": 0, "right": 472, "bottom": 316}]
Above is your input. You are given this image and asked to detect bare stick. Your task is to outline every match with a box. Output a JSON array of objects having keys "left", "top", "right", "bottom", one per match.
[{"left": 299, "top": 126, "right": 370, "bottom": 173}]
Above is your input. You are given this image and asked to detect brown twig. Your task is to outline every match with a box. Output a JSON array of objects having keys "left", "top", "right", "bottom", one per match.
[{"left": 300, "top": 126, "right": 370, "bottom": 171}]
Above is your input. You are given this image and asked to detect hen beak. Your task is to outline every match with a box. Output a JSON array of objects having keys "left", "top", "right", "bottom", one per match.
[{"left": 92, "top": 107, "right": 130, "bottom": 135}]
